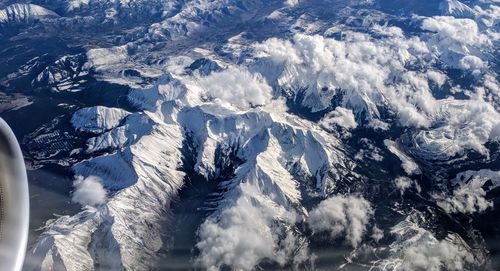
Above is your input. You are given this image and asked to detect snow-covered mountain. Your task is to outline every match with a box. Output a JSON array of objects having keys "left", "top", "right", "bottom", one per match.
[
  {"left": 0, "top": 4, "right": 58, "bottom": 25},
  {"left": 439, "top": 0, "right": 477, "bottom": 18},
  {"left": 1, "top": 0, "right": 498, "bottom": 270}
]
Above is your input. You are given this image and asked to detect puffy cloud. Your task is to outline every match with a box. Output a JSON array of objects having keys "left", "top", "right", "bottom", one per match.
[
  {"left": 253, "top": 38, "right": 302, "bottom": 64},
  {"left": 196, "top": 66, "right": 273, "bottom": 110},
  {"left": 421, "top": 16, "right": 493, "bottom": 71},
  {"left": 421, "top": 16, "right": 489, "bottom": 47},
  {"left": 481, "top": 73, "right": 500, "bottom": 99},
  {"left": 394, "top": 177, "right": 412, "bottom": 194},
  {"left": 426, "top": 70, "right": 447, "bottom": 87},
  {"left": 285, "top": 0, "right": 299, "bottom": 7},
  {"left": 195, "top": 192, "right": 307, "bottom": 271},
  {"left": 410, "top": 99, "right": 500, "bottom": 159},
  {"left": 394, "top": 177, "right": 421, "bottom": 194},
  {"left": 434, "top": 173, "right": 496, "bottom": 214},
  {"left": 400, "top": 238, "right": 475, "bottom": 271},
  {"left": 459, "top": 55, "right": 485, "bottom": 71},
  {"left": 379, "top": 213, "right": 483, "bottom": 271},
  {"left": 320, "top": 107, "right": 358, "bottom": 130},
  {"left": 253, "top": 31, "right": 434, "bottom": 127},
  {"left": 368, "top": 119, "right": 390, "bottom": 131},
  {"left": 71, "top": 176, "right": 107, "bottom": 206},
  {"left": 435, "top": 186, "right": 491, "bottom": 214},
  {"left": 307, "top": 195, "right": 373, "bottom": 247},
  {"left": 252, "top": 20, "right": 499, "bottom": 158},
  {"left": 355, "top": 138, "right": 384, "bottom": 161},
  {"left": 385, "top": 140, "right": 421, "bottom": 175},
  {"left": 371, "top": 225, "right": 384, "bottom": 242},
  {"left": 196, "top": 199, "right": 275, "bottom": 271}
]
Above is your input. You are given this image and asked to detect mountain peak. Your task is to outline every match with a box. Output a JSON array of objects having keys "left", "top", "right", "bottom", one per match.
[
  {"left": 439, "top": 0, "right": 476, "bottom": 18},
  {"left": 0, "top": 3, "right": 58, "bottom": 25}
]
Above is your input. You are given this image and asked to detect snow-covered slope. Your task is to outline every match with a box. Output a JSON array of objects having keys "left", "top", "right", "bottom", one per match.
[
  {"left": 71, "top": 106, "right": 130, "bottom": 134},
  {"left": 376, "top": 211, "right": 487, "bottom": 270},
  {"left": 18, "top": 0, "right": 500, "bottom": 270},
  {"left": 27, "top": 110, "right": 186, "bottom": 270},
  {"left": 439, "top": 0, "right": 476, "bottom": 18},
  {"left": 0, "top": 4, "right": 58, "bottom": 25}
]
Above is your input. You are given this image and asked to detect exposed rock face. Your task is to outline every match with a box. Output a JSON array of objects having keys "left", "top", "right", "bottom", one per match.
[{"left": 7, "top": 0, "right": 500, "bottom": 270}]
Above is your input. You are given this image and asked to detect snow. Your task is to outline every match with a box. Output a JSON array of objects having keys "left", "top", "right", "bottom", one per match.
[
  {"left": 85, "top": 46, "right": 129, "bottom": 72},
  {"left": 23, "top": 0, "right": 500, "bottom": 269},
  {"left": 439, "top": 0, "right": 476, "bottom": 18},
  {"left": 432, "top": 169, "right": 500, "bottom": 214},
  {"left": 320, "top": 107, "right": 358, "bottom": 130},
  {"left": 409, "top": 99, "right": 500, "bottom": 160},
  {"left": 28, "top": 112, "right": 186, "bottom": 270},
  {"left": 0, "top": 4, "right": 58, "bottom": 24},
  {"left": 452, "top": 169, "right": 500, "bottom": 188},
  {"left": 434, "top": 177, "right": 493, "bottom": 214},
  {"left": 378, "top": 212, "right": 483, "bottom": 271},
  {"left": 385, "top": 140, "right": 421, "bottom": 175},
  {"left": 71, "top": 106, "right": 130, "bottom": 134}
]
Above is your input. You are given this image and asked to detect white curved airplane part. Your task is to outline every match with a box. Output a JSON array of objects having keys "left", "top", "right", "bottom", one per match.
[{"left": 0, "top": 118, "right": 29, "bottom": 271}]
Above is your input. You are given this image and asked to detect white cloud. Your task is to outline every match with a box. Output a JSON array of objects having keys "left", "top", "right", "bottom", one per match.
[
  {"left": 368, "top": 119, "right": 390, "bottom": 131},
  {"left": 307, "top": 195, "right": 373, "bottom": 247},
  {"left": 371, "top": 225, "right": 384, "bottom": 242},
  {"left": 394, "top": 177, "right": 412, "bottom": 194},
  {"left": 459, "top": 55, "right": 485, "bottom": 71},
  {"left": 285, "top": 0, "right": 299, "bottom": 7},
  {"left": 380, "top": 214, "right": 482, "bottom": 271},
  {"left": 253, "top": 37, "right": 302, "bottom": 65},
  {"left": 434, "top": 176, "right": 493, "bottom": 214},
  {"left": 252, "top": 20, "right": 499, "bottom": 159},
  {"left": 394, "top": 177, "right": 421, "bottom": 194},
  {"left": 195, "top": 192, "right": 307, "bottom": 271},
  {"left": 426, "top": 70, "right": 447, "bottom": 87},
  {"left": 420, "top": 16, "right": 493, "bottom": 72},
  {"left": 481, "top": 73, "right": 500, "bottom": 100},
  {"left": 411, "top": 99, "right": 500, "bottom": 159},
  {"left": 320, "top": 107, "right": 358, "bottom": 130},
  {"left": 71, "top": 176, "right": 107, "bottom": 206},
  {"left": 421, "top": 16, "right": 490, "bottom": 49},
  {"left": 385, "top": 140, "right": 421, "bottom": 175},
  {"left": 196, "top": 199, "right": 275, "bottom": 271},
  {"left": 253, "top": 31, "right": 434, "bottom": 127},
  {"left": 355, "top": 138, "right": 384, "bottom": 162},
  {"left": 400, "top": 238, "right": 475, "bottom": 271},
  {"left": 196, "top": 66, "right": 273, "bottom": 110}
]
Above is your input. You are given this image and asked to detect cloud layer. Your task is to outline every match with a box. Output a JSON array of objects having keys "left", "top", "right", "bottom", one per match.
[
  {"left": 71, "top": 175, "right": 107, "bottom": 206},
  {"left": 253, "top": 17, "right": 500, "bottom": 159},
  {"left": 383, "top": 213, "right": 482, "bottom": 271},
  {"left": 195, "top": 190, "right": 306, "bottom": 271},
  {"left": 308, "top": 195, "right": 373, "bottom": 247},
  {"left": 196, "top": 66, "right": 273, "bottom": 110},
  {"left": 400, "top": 237, "right": 475, "bottom": 271},
  {"left": 437, "top": 180, "right": 492, "bottom": 215},
  {"left": 320, "top": 107, "right": 358, "bottom": 130}
]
